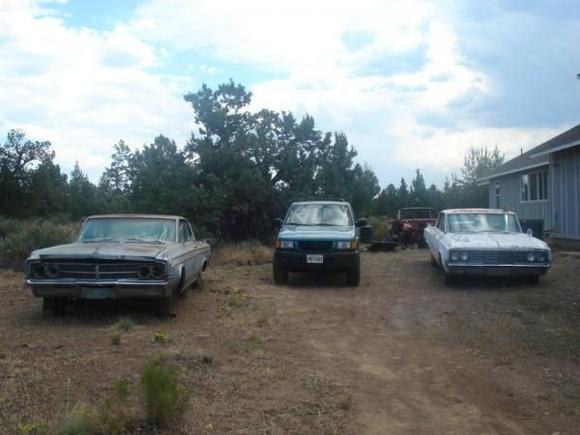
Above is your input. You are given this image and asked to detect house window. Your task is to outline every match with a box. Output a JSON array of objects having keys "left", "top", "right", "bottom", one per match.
[
  {"left": 495, "top": 182, "right": 500, "bottom": 208},
  {"left": 521, "top": 170, "right": 548, "bottom": 202}
]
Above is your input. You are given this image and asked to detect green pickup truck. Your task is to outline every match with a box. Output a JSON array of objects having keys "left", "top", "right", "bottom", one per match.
[{"left": 272, "top": 201, "right": 366, "bottom": 286}]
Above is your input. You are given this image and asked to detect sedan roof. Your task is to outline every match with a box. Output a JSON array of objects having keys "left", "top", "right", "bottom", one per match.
[
  {"left": 443, "top": 208, "right": 515, "bottom": 215},
  {"left": 86, "top": 214, "right": 184, "bottom": 220}
]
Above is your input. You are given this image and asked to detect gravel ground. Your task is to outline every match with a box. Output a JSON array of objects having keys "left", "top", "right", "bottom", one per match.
[{"left": 0, "top": 249, "right": 579, "bottom": 434}]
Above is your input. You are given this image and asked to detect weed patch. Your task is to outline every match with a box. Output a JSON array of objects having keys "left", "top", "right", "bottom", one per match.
[{"left": 140, "top": 355, "right": 190, "bottom": 428}]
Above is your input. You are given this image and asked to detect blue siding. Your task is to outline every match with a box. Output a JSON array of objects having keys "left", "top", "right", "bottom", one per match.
[
  {"left": 488, "top": 168, "right": 552, "bottom": 230},
  {"left": 552, "top": 148, "right": 580, "bottom": 239}
]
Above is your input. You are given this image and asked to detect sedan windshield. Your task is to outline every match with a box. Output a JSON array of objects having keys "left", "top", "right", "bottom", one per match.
[
  {"left": 285, "top": 204, "right": 352, "bottom": 226},
  {"left": 79, "top": 218, "right": 176, "bottom": 242},
  {"left": 447, "top": 213, "right": 521, "bottom": 233}
]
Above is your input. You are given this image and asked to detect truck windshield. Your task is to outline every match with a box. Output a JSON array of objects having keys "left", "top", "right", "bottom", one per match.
[
  {"left": 79, "top": 218, "right": 176, "bottom": 242},
  {"left": 400, "top": 208, "right": 436, "bottom": 219},
  {"left": 285, "top": 204, "right": 353, "bottom": 226},
  {"left": 447, "top": 214, "right": 521, "bottom": 233}
]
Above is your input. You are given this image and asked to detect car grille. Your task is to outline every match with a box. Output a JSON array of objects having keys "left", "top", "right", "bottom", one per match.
[
  {"left": 33, "top": 260, "right": 164, "bottom": 280},
  {"left": 297, "top": 241, "right": 333, "bottom": 251},
  {"left": 465, "top": 251, "right": 537, "bottom": 264}
]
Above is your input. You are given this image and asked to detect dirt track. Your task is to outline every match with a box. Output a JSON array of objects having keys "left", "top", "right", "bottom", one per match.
[{"left": 1, "top": 249, "right": 579, "bottom": 433}]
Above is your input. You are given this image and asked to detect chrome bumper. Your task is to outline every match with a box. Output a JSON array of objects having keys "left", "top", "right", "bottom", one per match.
[
  {"left": 26, "top": 278, "right": 176, "bottom": 299},
  {"left": 446, "top": 264, "right": 550, "bottom": 276}
]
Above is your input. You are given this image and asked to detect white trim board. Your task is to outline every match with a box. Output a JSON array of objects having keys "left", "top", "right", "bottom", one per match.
[
  {"left": 531, "top": 139, "right": 580, "bottom": 158},
  {"left": 478, "top": 161, "right": 549, "bottom": 181}
]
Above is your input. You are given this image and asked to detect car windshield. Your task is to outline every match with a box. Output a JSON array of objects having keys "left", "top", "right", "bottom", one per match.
[
  {"left": 79, "top": 218, "right": 176, "bottom": 242},
  {"left": 447, "top": 213, "right": 521, "bottom": 233},
  {"left": 285, "top": 204, "right": 352, "bottom": 226},
  {"left": 400, "top": 208, "right": 436, "bottom": 219}
]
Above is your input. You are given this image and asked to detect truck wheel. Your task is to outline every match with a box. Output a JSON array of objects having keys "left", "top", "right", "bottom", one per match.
[
  {"left": 346, "top": 257, "right": 361, "bottom": 287},
  {"left": 526, "top": 275, "right": 540, "bottom": 284},
  {"left": 158, "top": 291, "right": 176, "bottom": 318},
  {"left": 273, "top": 262, "right": 288, "bottom": 285}
]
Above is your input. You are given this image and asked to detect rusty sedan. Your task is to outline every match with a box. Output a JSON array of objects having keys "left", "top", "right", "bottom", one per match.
[{"left": 25, "top": 214, "right": 210, "bottom": 317}]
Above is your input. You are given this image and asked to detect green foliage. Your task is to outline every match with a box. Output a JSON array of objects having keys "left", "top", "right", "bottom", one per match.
[
  {"left": 95, "top": 379, "right": 131, "bottom": 434},
  {"left": 1, "top": 85, "right": 507, "bottom": 243},
  {"left": 16, "top": 421, "right": 44, "bottom": 435},
  {"left": 56, "top": 405, "right": 97, "bottom": 435},
  {"left": 114, "top": 316, "right": 135, "bottom": 332},
  {"left": 140, "top": 355, "right": 190, "bottom": 428},
  {"left": 0, "top": 217, "right": 79, "bottom": 268},
  {"left": 154, "top": 330, "right": 170, "bottom": 344},
  {"left": 111, "top": 333, "right": 122, "bottom": 346}
]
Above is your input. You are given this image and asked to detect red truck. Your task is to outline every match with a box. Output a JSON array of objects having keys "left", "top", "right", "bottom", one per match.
[{"left": 392, "top": 207, "right": 437, "bottom": 248}]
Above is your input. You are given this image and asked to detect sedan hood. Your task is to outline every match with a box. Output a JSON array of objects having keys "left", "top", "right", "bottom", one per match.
[
  {"left": 446, "top": 232, "right": 550, "bottom": 250},
  {"left": 28, "top": 242, "right": 168, "bottom": 261},
  {"left": 278, "top": 225, "right": 355, "bottom": 241}
]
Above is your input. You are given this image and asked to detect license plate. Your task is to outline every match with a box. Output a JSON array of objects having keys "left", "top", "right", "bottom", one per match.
[
  {"left": 82, "top": 287, "right": 111, "bottom": 299},
  {"left": 306, "top": 254, "right": 324, "bottom": 264}
]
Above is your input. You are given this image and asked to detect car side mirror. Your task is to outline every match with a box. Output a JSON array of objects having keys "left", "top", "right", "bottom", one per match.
[
  {"left": 273, "top": 218, "right": 283, "bottom": 228},
  {"left": 356, "top": 218, "right": 368, "bottom": 227},
  {"left": 526, "top": 228, "right": 533, "bottom": 237}
]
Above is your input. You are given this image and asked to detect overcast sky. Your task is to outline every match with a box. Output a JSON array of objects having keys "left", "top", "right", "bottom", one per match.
[{"left": 1, "top": 0, "right": 579, "bottom": 187}]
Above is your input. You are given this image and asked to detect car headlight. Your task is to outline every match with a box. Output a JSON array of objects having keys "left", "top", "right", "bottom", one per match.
[
  {"left": 460, "top": 252, "right": 469, "bottom": 262},
  {"left": 276, "top": 240, "right": 294, "bottom": 249},
  {"left": 535, "top": 252, "right": 547, "bottom": 263},
  {"left": 450, "top": 251, "right": 459, "bottom": 262},
  {"left": 526, "top": 252, "right": 536, "bottom": 262}
]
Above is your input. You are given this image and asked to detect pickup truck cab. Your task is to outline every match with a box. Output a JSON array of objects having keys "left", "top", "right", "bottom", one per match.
[{"left": 272, "top": 201, "right": 365, "bottom": 286}]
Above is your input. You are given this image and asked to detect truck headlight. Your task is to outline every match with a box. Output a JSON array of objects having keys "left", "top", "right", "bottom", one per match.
[
  {"left": 460, "top": 252, "right": 469, "bottom": 262},
  {"left": 526, "top": 252, "right": 535, "bottom": 262},
  {"left": 336, "top": 241, "right": 358, "bottom": 250},
  {"left": 450, "top": 251, "right": 459, "bottom": 262},
  {"left": 535, "top": 253, "right": 545, "bottom": 263},
  {"left": 276, "top": 240, "right": 294, "bottom": 249}
]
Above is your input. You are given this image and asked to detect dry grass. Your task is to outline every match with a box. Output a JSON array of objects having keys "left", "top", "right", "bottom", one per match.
[{"left": 213, "top": 241, "right": 272, "bottom": 266}]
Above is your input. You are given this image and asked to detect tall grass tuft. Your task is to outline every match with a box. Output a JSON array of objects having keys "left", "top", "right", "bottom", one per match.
[
  {"left": 213, "top": 240, "right": 272, "bottom": 266},
  {"left": 140, "top": 355, "right": 190, "bottom": 428}
]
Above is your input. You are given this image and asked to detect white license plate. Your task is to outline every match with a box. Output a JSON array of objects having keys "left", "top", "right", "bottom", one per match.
[{"left": 306, "top": 254, "right": 324, "bottom": 264}]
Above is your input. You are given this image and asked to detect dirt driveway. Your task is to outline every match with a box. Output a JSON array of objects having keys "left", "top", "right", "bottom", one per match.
[{"left": 1, "top": 249, "right": 579, "bottom": 433}]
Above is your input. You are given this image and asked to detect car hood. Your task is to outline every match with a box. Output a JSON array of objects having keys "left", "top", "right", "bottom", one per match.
[
  {"left": 28, "top": 242, "right": 169, "bottom": 261},
  {"left": 278, "top": 225, "right": 355, "bottom": 241},
  {"left": 445, "top": 232, "right": 550, "bottom": 251}
]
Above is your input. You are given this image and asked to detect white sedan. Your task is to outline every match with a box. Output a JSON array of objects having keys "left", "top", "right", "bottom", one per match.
[{"left": 424, "top": 208, "right": 552, "bottom": 284}]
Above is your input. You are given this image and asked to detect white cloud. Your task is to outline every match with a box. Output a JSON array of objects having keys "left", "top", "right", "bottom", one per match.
[{"left": 0, "top": 0, "right": 194, "bottom": 179}]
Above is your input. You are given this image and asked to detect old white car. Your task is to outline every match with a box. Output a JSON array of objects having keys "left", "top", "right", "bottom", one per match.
[
  {"left": 25, "top": 214, "right": 211, "bottom": 317},
  {"left": 424, "top": 208, "right": 551, "bottom": 283}
]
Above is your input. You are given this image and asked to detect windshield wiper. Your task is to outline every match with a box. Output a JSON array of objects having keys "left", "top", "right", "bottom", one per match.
[
  {"left": 284, "top": 222, "right": 307, "bottom": 226},
  {"left": 82, "top": 238, "right": 118, "bottom": 243},
  {"left": 313, "top": 223, "right": 343, "bottom": 226},
  {"left": 122, "top": 238, "right": 164, "bottom": 244}
]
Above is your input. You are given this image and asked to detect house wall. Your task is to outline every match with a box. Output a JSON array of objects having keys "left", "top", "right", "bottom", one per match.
[
  {"left": 552, "top": 147, "right": 580, "bottom": 239},
  {"left": 488, "top": 168, "right": 552, "bottom": 230}
]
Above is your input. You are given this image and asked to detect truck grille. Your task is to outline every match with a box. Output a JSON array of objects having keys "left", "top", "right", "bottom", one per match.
[
  {"left": 297, "top": 241, "right": 333, "bottom": 251},
  {"left": 32, "top": 259, "right": 164, "bottom": 280}
]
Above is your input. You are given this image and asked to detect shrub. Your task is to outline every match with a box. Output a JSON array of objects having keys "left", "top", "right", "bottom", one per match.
[
  {"left": 140, "top": 355, "right": 190, "bottom": 427},
  {"left": 153, "top": 330, "right": 170, "bottom": 344},
  {"left": 95, "top": 379, "right": 131, "bottom": 434},
  {"left": 0, "top": 217, "right": 79, "bottom": 269},
  {"left": 111, "top": 333, "right": 122, "bottom": 346},
  {"left": 226, "top": 289, "right": 248, "bottom": 309},
  {"left": 114, "top": 316, "right": 135, "bottom": 332},
  {"left": 367, "top": 215, "right": 389, "bottom": 242},
  {"left": 16, "top": 421, "right": 43, "bottom": 435},
  {"left": 55, "top": 405, "right": 97, "bottom": 435}
]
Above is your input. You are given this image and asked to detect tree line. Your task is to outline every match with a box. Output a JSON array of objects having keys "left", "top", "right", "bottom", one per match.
[{"left": 0, "top": 80, "right": 504, "bottom": 240}]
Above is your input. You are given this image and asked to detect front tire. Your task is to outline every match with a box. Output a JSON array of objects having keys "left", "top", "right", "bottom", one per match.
[
  {"left": 346, "top": 256, "right": 361, "bottom": 287},
  {"left": 159, "top": 291, "right": 176, "bottom": 318},
  {"left": 273, "top": 262, "right": 288, "bottom": 285},
  {"left": 43, "top": 298, "right": 66, "bottom": 316}
]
